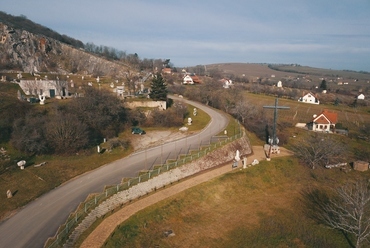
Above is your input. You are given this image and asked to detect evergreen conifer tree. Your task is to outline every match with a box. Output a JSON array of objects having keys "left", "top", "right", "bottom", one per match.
[
  {"left": 319, "top": 79, "right": 327, "bottom": 90},
  {"left": 149, "top": 73, "right": 168, "bottom": 101}
]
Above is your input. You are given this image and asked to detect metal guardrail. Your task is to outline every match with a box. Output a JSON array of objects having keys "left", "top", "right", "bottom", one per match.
[{"left": 46, "top": 132, "right": 244, "bottom": 248}]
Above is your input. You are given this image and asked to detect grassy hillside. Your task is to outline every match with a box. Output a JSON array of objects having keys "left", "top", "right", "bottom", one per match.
[
  {"left": 105, "top": 156, "right": 369, "bottom": 247},
  {"left": 244, "top": 92, "right": 370, "bottom": 132}
]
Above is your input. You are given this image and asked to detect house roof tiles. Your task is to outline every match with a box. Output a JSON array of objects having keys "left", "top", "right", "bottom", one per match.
[{"left": 313, "top": 109, "right": 338, "bottom": 124}]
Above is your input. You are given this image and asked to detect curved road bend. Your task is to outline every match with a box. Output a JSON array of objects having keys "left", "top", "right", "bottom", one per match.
[{"left": 0, "top": 96, "right": 228, "bottom": 248}]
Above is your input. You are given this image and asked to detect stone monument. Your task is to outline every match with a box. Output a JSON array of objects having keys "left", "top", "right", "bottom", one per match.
[
  {"left": 39, "top": 94, "right": 45, "bottom": 105},
  {"left": 17, "top": 160, "right": 26, "bottom": 170},
  {"left": 6, "top": 189, "right": 12, "bottom": 198}
]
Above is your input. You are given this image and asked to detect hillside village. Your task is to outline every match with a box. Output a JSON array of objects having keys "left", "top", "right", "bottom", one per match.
[{"left": 1, "top": 12, "right": 370, "bottom": 248}]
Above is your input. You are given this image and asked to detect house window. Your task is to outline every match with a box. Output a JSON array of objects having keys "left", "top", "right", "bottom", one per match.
[
  {"left": 324, "top": 125, "right": 327, "bottom": 129},
  {"left": 320, "top": 125, "right": 323, "bottom": 129}
]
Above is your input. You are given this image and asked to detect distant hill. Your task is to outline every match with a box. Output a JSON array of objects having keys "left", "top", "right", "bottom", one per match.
[{"left": 204, "top": 63, "right": 370, "bottom": 85}]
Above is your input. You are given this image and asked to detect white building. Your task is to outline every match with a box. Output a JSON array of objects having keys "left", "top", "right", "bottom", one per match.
[
  {"left": 182, "top": 75, "right": 194, "bottom": 85},
  {"left": 357, "top": 93, "right": 365, "bottom": 100},
  {"left": 298, "top": 92, "right": 319, "bottom": 105},
  {"left": 19, "top": 79, "right": 69, "bottom": 98},
  {"left": 307, "top": 110, "right": 338, "bottom": 133},
  {"left": 220, "top": 78, "right": 233, "bottom": 88}
]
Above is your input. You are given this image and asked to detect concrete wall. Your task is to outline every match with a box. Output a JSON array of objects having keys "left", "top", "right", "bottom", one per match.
[{"left": 125, "top": 100, "right": 167, "bottom": 110}]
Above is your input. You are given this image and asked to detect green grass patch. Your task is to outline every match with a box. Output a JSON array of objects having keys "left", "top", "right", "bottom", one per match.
[{"left": 183, "top": 104, "right": 211, "bottom": 132}]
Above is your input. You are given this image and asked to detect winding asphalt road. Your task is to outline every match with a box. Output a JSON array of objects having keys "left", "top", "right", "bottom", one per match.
[{"left": 0, "top": 96, "right": 229, "bottom": 248}]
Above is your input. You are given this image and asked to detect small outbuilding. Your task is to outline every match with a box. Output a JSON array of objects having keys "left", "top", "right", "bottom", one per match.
[
  {"left": 353, "top": 161, "right": 369, "bottom": 171},
  {"left": 357, "top": 93, "right": 365, "bottom": 100}
]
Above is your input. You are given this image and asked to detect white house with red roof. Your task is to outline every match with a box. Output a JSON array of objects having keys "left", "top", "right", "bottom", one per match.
[
  {"left": 220, "top": 78, "right": 233, "bottom": 88},
  {"left": 182, "top": 74, "right": 201, "bottom": 85},
  {"left": 307, "top": 109, "right": 338, "bottom": 133},
  {"left": 182, "top": 75, "right": 194, "bottom": 85}
]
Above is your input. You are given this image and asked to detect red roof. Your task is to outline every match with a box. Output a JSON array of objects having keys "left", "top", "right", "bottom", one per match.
[
  {"left": 313, "top": 109, "right": 338, "bottom": 124},
  {"left": 191, "top": 75, "right": 202, "bottom": 84}
]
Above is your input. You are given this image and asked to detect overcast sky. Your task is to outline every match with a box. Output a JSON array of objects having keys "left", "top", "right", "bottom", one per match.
[{"left": 1, "top": 0, "right": 370, "bottom": 71}]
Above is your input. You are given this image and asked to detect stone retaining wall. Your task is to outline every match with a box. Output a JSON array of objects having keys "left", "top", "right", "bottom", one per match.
[{"left": 63, "top": 136, "right": 251, "bottom": 247}]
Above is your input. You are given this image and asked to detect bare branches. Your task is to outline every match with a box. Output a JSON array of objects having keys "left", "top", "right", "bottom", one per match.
[
  {"left": 291, "top": 133, "right": 347, "bottom": 169},
  {"left": 316, "top": 181, "right": 370, "bottom": 248}
]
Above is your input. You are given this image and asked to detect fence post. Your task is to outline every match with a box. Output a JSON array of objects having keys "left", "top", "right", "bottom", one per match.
[
  {"left": 117, "top": 184, "right": 119, "bottom": 192},
  {"left": 149, "top": 171, "right": 151, "bottom": 179},
  {"left": 95, "top": 196, "right": 97, "bottom": 205},
  {"left": 139, "top": 175, "right": 141, "bottom": 183},
  {"left": 105, "top": 190, "right": 108, "bottom": 197}
]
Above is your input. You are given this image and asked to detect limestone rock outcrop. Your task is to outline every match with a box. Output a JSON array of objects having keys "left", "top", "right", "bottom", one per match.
[{"left": 0, "top": 23, "right": 129, "bottom": 76}]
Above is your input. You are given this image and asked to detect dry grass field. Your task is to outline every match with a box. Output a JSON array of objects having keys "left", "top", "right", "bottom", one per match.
[
  {"left": 244, "top": 92, "right": 370, "bottom": 131},
  {"left": 104, "top": 156, "right": 370, "bottom": 248},
  {"left": 207, "top": 63, "right": 370, "bottom": 82}
]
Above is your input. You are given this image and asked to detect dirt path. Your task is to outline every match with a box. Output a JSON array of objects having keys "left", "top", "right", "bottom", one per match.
[{"left": 80, "top": 146, "right": 293, "bottom": 248}]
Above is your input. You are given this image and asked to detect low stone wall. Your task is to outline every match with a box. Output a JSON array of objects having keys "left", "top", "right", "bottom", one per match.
[
  {"left": 125, "top": 100, "right": 167, "bottom": 110},
  {"left": 63, "top": 136, "right": 251, "bottom": 247},
  {"left": 114, "top": 136, "right": 250, "bottom": 202}
]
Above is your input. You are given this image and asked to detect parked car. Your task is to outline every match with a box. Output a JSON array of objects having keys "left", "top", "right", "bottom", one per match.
[{"left": 131, "top": 127, "right": 146, "bottom": 135}]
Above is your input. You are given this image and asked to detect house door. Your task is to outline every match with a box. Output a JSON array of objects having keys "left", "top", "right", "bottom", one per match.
[{"left": 49, "top": 89, "right": 55, "bottom": 98}]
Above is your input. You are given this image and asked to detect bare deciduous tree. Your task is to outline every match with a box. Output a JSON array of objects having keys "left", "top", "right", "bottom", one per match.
[
  {"left": 291, "top": 133, "right": 347, "bottom": 169},
  {"left": 310, "top": 181, "right": 370, "bottom": 248},
  {"left": 11, "top": 112, "right": 49, "bottom": 154},
  {"left": 232, "top": 99, "right": 258, "bottom": 125},
  {"left": 46, "top": 112, "right": 89, "bottom": 154}
]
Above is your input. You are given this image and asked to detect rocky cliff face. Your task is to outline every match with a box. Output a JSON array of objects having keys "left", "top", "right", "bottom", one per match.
[{"left": 0, "top": 23, "right": 129, "bottom": 76}]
